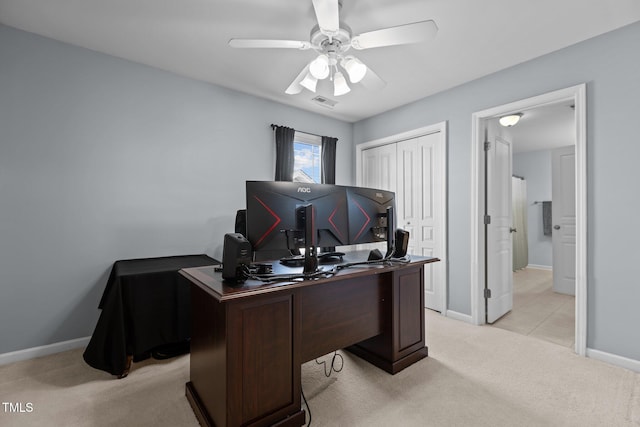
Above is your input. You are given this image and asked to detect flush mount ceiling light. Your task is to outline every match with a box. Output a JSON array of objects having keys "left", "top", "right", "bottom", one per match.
[
  {"left": 499, "top": 113, "right": 523, "bottom": 127},
  {"left": 229, "top": 0, "right": 438, "bottom": 97}
]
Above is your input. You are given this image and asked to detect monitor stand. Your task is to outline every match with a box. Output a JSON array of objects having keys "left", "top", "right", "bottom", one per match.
[
  {"left": 318, "top": 251, "right": 345, "bottom": 263},
  {"left": 281, "top": 251, "right": 344, "bottom": 267},
  {"left": 297, "top": 204, "right": 318, "bottom": 275}
]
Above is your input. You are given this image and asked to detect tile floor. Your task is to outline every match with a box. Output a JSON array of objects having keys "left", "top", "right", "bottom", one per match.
[{"left": 491, "top": 267, "right": 575, "bottom": 348}]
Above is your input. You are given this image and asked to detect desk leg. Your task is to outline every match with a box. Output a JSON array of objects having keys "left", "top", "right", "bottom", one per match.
[
  {"left": 349, "top": 265, "right": 428, "bottom": 374},
  {"left": 187, "top": 284, "right": 304, "bottom": 427},
  {"left": 117, "top": 355, "right": 133, "bottom": 379}
]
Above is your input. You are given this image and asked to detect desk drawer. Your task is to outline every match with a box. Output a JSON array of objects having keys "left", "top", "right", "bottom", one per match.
[{"left": 299, "top": 274, "right": 386, "bottom": 362}]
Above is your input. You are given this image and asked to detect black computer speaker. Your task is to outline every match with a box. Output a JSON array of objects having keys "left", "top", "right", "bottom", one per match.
[
  {"left": 234, "top": 209, "right": 247, "bottom": 237},
  {"left": 222, "top": 233, "right": 252, "bottom": 284},
  {"left": 394, "top": 229, "right": 409, "bottom": 258}
]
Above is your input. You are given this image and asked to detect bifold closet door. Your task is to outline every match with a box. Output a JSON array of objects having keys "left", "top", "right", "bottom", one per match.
[
  {"left": 362, "top": 132, "right": 445, "bottom": 312},
  {"left": 396, "top": 134, "right": 444, "bottom": 312}
]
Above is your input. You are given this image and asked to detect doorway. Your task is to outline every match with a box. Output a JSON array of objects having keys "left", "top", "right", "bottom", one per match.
[
  {"left": 470, "top": 84, "right": 587, "bottom": 356},
  {"left": 491, "top": 107, "right": 576, "bottom": 348}
]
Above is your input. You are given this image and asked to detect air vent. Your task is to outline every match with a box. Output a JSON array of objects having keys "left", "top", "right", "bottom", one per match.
[{"left": 312, "top": 96, "right": 337, "bottom": 109}]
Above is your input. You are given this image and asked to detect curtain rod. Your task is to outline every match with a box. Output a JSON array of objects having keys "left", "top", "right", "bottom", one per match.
[
  {"left": 512, "top": 174, "right": 525, "bottom": 180},
  {"left": 534, "top": 201, "right": 551, "bottom": 204},
  {"left": 270, "top": 124, "right": 331, "bottom": 139}
]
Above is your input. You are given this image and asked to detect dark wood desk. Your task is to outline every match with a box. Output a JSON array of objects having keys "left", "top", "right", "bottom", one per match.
[
  {"left": 179, "top": 253, "right": 439, "bottom": 427},
  {"left": 83, "top": 254, "right": 219, "bottom": 377}
]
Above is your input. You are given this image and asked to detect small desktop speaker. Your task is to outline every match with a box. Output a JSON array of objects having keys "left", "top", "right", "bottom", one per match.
[
  {"left": 234, "top": 209, "right": 247, "bottom": 237},
  {"left": 222, "top": 233, "right": 252, "bottom": 284},
  {"left": 393, "top": 229, "right": 409, "bottom": 258}
]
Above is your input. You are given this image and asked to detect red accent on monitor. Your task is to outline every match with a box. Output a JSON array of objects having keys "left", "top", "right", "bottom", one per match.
[
  {"left": 352, "top": 200, "right": 371, "bottom": 241},
  {"left": 253, "top": 196, "right": 281, "bottom": 247},
  {"left": 328, "top": 205, "right": 345, "bottom": 241}
]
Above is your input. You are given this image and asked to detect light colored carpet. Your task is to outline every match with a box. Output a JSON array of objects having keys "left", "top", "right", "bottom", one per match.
[{"left": 1, "top": 311, "right": 638, "bottom": 426}]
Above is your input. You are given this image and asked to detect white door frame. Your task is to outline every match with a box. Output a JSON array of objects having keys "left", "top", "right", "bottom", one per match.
[
  {"left": 356, "top": 121, "right": 448, "bottom": 315},
  {"left": 470, "top": 84, "right": 587, "bottom": 356}
]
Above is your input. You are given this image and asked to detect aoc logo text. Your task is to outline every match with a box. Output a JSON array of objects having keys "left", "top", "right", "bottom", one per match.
[{"left": 297, "top": 187, "right": 311, "bottom": 193}]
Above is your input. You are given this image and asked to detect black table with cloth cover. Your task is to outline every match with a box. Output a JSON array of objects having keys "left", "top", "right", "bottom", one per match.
[{"left": 83, "top": 254, "right": 219, "bottom": 377}]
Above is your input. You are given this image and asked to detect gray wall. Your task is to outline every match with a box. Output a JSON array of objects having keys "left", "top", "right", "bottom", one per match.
[
  {"left": 0, "top": 24, "right": 352, "bottom": 354},
  {"left": 354, "top": 21, "right": 640, "bottom": 361},
  {"left": 3, "top": 20, "right": 640, "bottom": 364},
  {"left": 513, "top": 150, "right": 552, "bottom": 268}
]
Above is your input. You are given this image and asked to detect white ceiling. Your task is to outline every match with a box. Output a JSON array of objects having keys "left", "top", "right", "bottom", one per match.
[
  {"left": 508, "top": 102, "right": 576, "bottom": 154},
  {"left": 1, "top": 0, "right": 640, "bottom": 123}
]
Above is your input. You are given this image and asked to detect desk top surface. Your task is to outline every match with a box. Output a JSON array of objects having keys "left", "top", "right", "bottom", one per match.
[{"left": 179, "top": 251, "right": 439, "bottom": 302}]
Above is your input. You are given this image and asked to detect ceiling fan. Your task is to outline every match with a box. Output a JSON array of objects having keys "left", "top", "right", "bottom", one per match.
[{"left": 229, "top": 0, "right": 438, "bottom": 97}]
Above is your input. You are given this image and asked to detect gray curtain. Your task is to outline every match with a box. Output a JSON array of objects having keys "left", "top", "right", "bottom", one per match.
[
  {"left": 273, "top": 125, "right": 295, "bottom": 181},
  {"left": 512, "top": 176, "right": 529, "bottom": 271},
  {"left": 542, "top": 201, "right": 552, "bottom": 236},
  {"left": 321, "top": 136, "right": 338, "bottom": 184}
]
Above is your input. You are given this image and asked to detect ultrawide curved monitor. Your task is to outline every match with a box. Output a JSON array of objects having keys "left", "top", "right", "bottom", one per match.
[
  {"left": 245, "top": 181, "right": 349, "bottom": 253},
  {"left": 245, "top": 181, "right": 396, "bottom": 259}
]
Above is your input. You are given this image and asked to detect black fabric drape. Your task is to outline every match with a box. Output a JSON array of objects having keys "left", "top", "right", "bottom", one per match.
[
  {"left": 83, "top": 254, "right": 218, "bottom": 376},
  {"left": 321, "top": 136, "right": 338, "bottom": 184},
  {"left": 273, "top": 125, "right": 296, "bottom": 181}
]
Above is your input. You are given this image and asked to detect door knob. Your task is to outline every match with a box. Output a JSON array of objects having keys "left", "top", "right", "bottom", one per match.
[{"left": 553, "top": 225, "right": 560, "bottom": 230}]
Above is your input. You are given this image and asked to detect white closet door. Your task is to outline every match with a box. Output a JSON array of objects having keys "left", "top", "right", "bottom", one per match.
[
  {"left": 418, "top": 134, "right": 443, "bottom": 312},
  {"left": 396, "top": 140, "right": 419, "bottom": 254},
  {"left": 361, "top": 143, "right": 397, "bottom": 192},
  {"left": 396, "top": 133, "right": 444, "bottom": 312},
  {"left": 361, "top": 131, "right": 446, "bottom": 312},
  {"left": 361, "top": 144, "right": 397, "bottom": 252}
]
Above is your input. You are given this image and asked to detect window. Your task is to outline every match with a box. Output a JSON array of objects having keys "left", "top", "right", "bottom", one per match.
[{"left": 293, "top": 132, "right": 322, "bottom": 183}]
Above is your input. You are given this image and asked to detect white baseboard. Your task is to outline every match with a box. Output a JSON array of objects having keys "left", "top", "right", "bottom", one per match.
[
  {"left": 586, "top": 348, "right": 640, "bottom": 373},
  {"left": 445, "top": 310, "right": 473, "bottom": 324},
  {"left": 526, "top": 264, "right": 552, "bottom": 270},
  {"left": 0, "top": 336, "right": 90, "bottom": 366}
]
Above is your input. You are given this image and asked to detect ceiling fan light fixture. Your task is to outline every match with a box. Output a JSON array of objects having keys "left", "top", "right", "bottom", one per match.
[
  {"left": 300, "top": 72, "right": 318, "bottom": 92},
  {"left": 309, "top": 54, "right": 330, "bottom": 79},
  {"left": 499, "top": 113, "right": 523, "bottom": 127},
  {"left": 342, "top": 56, "right": 367, "bottom": 83},
  {"left": 333, "top": 71, "right": 350, "bottom": 96}
]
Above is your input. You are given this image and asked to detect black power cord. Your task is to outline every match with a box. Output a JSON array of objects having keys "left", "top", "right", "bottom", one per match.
[
  {"left": 301, "top": 350, "right": 344, "bottom": 427},
  {"left": 335, "top": 253, "right": 411, "bottom": 271},
  {"left": 241, "top": 264, "right": 338, "bottom": 283},
  {"left": 301, "top": 386, "right": 312, "bottom": 426},
  {"left": 315, "top": 350, "right": 344, "bottom": 377}
]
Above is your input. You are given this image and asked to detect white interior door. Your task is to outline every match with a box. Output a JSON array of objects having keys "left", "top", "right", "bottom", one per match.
[
  {"left": 396, "top": 135, "right": 444, "bottom": 312},
  {"left": 486, "top": 135, "right": 513, "bottom": 323},
  {"left": 552, "top": 145, "right": 576, "bottom": 295}
]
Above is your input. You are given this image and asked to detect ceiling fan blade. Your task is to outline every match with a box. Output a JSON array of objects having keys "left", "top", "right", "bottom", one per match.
[
  {"left": 285, "top": 64, "right": 311, "bottom": 95},
  {"left": 312, "top": 0, "right": 340, "bottom": 36},
  {"left": 359, "top": 65, "right": 386, "bottom": 91},
  {"left": 229, "top": 39, "right": 311, "bottom": 50},
  {"left": 351, "top": 20, "right": 438, "bottom": 50}
]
